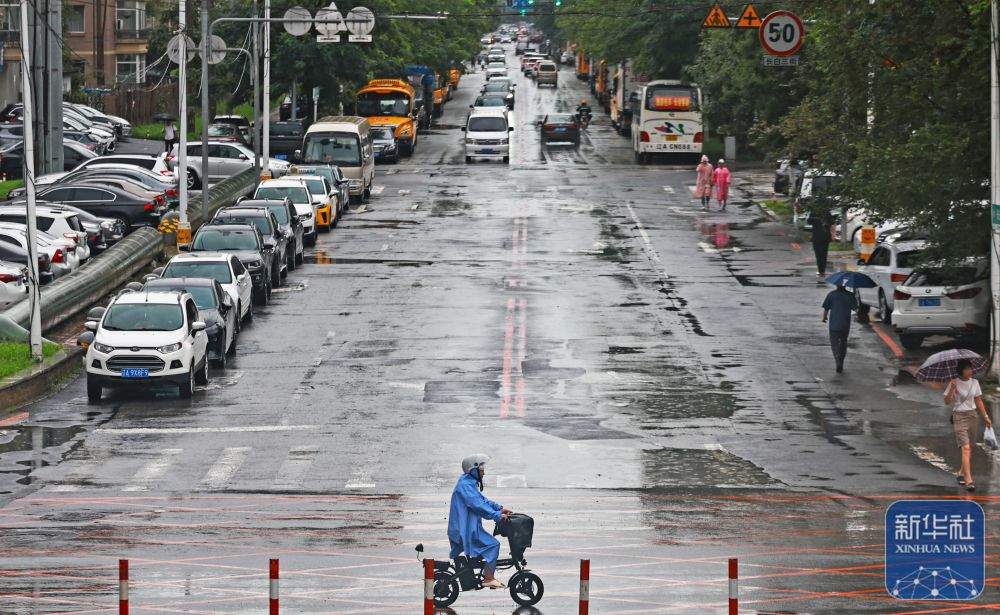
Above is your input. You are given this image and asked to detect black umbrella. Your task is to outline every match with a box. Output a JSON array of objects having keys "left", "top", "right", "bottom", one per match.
[{"left": 152, "top": 112, "right": 175, "bottom": 122}]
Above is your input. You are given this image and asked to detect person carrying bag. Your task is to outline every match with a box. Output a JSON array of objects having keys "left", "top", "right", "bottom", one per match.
[{"left": 943, "top": 359, "right": 993, "bottom": 491}]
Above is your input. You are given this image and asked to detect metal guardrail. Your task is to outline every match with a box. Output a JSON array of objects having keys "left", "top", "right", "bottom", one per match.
[
  {"left": 0, "top": 168, "right": 257, "bottom": 339},
  {"left": 158, "top": 168, "right": 258, "bottom": 234}
]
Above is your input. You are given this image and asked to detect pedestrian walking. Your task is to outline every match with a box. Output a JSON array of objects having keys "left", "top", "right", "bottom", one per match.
[
  {"left": 694, "top": 155, "right": 713, "bottom": 209},
  {"left": 712, "top": 159, "right": 731, "bottom": 210},
  {"left": 164, "top": 121, "right": 177, "bottom": 154},
  {"left": 821, "top": 278, "right": 857, "bottom": 373},
  {"left": 943, "top": 360, "right": 993, "bottom": 492},
  {"left": 808, "top": 209, "right": 833, "bottom": 276}
]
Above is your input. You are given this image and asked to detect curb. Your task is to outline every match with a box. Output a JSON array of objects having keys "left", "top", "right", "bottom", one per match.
[{"left": 0, "top": 345, "right": 83, "bottom": 413}]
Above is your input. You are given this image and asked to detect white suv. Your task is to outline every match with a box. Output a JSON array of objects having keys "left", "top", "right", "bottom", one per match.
[
  {"left": 85, "top": 290, "right": 209, "bottom": 402},
  {"left": 464, "top": 108, "right": 512, "bottom": 164}
]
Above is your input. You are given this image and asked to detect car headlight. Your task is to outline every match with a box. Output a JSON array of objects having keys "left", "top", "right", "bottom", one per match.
[
  {"left": 157, "top": 342, "right": 182, "bottom": 353},
  {"left": 398, "top": 124, "right": 412, "bottom": 136},
  {"left": 92, "top": 341, "right": 114, "bottom": 354},
  {"left": 348, "top": 179, "right": 362, "bottom": 188},
  {"left": 500, "top": 138, "right": 509, "bottom": 145},
  {"left": 246, "top": 260, "right": 263, "bottom": 270},
  {"left": 466, "top": 138, "right": 475, "bottom": 144}
]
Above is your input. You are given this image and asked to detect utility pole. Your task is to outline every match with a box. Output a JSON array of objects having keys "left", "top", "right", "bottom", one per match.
[
  {"left": 252, "top": 0, "right": 260, "bottom": 180},
  {"left": 200, "top": 0, "right": 210, "bottom": 221},
  {"left": 44, "top": 0, "right": 62, "bottom": 174},
  {"left": 262, "top": 0, "right": 270, "bottom": 178},
  {"left": 177, "top": 0, "right": 190, "bottom": 232},
  {"left": 19, "top": 0, "right": 42, "bottom": 361},
  {"left": 991, "top": 0, "right": 1000, "bottom": 379}
]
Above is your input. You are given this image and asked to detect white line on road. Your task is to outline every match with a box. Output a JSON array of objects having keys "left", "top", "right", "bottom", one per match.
[
  {"left": 397, "top": 189, "right": 410, "bottom": 196},
  {"left": 123, "top": 448, "right": 184, "bottom": 492},
  {"left": 909, "top": 445, "right": 954, "bottom": 474},
  {"left": 273, "top": 446, "right": 319, "bottom": 489},
  {"left": 95, "top": 425, "right": 318, "bottom": 435},
  {"left": 662, "top": 186, "right": 675, "bottom": 194},
  {"left": 624, "top": 203, "right": 659, "bottom": 263},
  {"left": 200, "top": 447, "right": 251, "bottom": 490},
  {"left": 371, "top": 185, "right": 385, "bottom": 195}
]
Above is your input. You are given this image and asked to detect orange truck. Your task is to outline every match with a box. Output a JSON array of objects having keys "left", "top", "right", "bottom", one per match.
[
  {"left": 355, "top": 78, "right": 419, "bottom": 156},
  {"left": 434, "top": 73, "right": 449, "bottom": 110},
  {"left": 576, "top": 50, "right": 590, "bottom": 81},
  {"left": 448, "top": 68, "right": 461, "bottom": 89}
]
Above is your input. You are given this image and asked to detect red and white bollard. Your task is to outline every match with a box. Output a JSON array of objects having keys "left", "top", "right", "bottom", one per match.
[
  {"left": 269, "top": 558, "right": 279, "bottom": 615},
  {"left": 728, "top": 558, "right": 738, "bottom": 615},
  {"left": 423, "top": 558, "right": 435, "bottom": 615},
  {"left": 579, "top": 559, "right": 590, "bottom": 615},
  {"left": 118, "top": 559, "right": 129, "bottom": 615}
]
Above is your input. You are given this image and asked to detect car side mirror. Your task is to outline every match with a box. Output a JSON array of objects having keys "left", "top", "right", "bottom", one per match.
[
  {"left": 508, "top": 127, "right": 514, "bottom": 131},
  {"left": 293, "top": 150, "right": 302, "bottom": 162},
  {"left": 297, "top": 213, "right": 309, "bottom": 221},
  {"left": 178, "top": 243, "right": 191, "bottom": 252},
  {"left": 461, "top": 127, "right": 466, "bottom": 132},
  {"left": 857, "top": 258, "right": 866, "bottom": 265},
  {"left": 84, "top": 320, "right": 98, "bottom": 332},
  {"left": 238, "top": 154, "right": 249, "bottom": 161},
  {"left": 469, "top": 105, "right": 474, "bottom": 109},
  {"left": 191, "top": 321, "right": 207, "bottom": 333}
]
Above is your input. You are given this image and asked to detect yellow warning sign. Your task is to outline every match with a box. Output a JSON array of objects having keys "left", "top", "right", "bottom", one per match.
[
  {"left": 702, "top": 3, "right": 730, "bottom": 29},
  {"left": 736, "top": 3, "right": 762, "bottom": 29}
]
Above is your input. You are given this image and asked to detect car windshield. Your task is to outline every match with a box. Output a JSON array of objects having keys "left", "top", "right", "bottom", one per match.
[
  {"left": 270, "top": 122, "right": 302, "bottom": 136},
  {"left": 193, "top": 229, "right": 259, "bottom": 251},
  {"left": 102, "top": 303, "right": 183, "bottom": 331},
  {"left": 476, "top": 97, "right": 506, "bottom": 107},
  {"left": 266, "top": 205, "right": 289, "bottom": 224},
  {"left": 302, "top": 179, "right": 326, "bottom": 196},
  {"left": 163, "top": 261, "right": 232, "bottom": 284},
  {"left": 217, "top": 215, "right": 272, "bottom": 236},
  {"left": 256, "top": 186, "right": 310, "bottom": 205},
  {"left": 488, "top": 63, "right": 505, "bottom": 69},
  {"left": 371, "top": 127, "right": 394, "bottom": 140},
  {"left": 484, "top": 83, "right": 507, "bottom": 92},
  {"left": 468, "top": 117, "right": 507, "bottom": 132},
  {"left": 547, "top": 114, "right": 574, "bottom": 123},
  {"left": 302, "top": 133, "right": 361, "bottom": 166},
  {"left": 357, "top": 92, "right": 410, "bottom": 117},
  {"left": 148, "top": 285, "right": 217, "bottom": 310},
  {"left": 905, "top": 265, "right": 984, "bottom": 287},
  {"left": 896, "top": 250, "right": 923, "bottom": 269},
  {"left": 208, "top": 124, "right": 236, "bottom": 137}
]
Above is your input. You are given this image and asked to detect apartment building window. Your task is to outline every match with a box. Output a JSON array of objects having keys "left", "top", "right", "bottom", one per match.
[
  {"left": 0, "top": 5, "right": 19, "bottom": 32},
  {"left": 115, "top": 54, "right": 145, "bottom": 84},
  {"left": 115, "top": 0, "right": 146, "bottom": 34},
  {"left": 66, "top": 5, "right": 85, "bottom": 33}
]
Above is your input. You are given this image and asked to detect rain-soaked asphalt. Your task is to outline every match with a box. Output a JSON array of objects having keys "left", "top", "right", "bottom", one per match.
[{"left": 1, "top": 48, "right": 999, "bottom": 614}]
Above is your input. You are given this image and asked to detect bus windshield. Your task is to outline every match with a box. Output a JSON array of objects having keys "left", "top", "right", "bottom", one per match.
[
  {"left": 302, "top": 133, "right": 361, "bottom": 166},
  {"left": 357, "top": 92, "right": 411, "bottom": 117},
  {"left": 645, "top": 86, "right": 699, "bottom": 112}
]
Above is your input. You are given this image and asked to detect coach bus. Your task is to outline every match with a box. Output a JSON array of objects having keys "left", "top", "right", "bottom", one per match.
[{"left": 630, "top": 80, "right": 704, "bottom": 163}]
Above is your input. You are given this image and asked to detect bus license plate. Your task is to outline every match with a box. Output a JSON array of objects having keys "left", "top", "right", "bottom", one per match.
[
  {"left": 918, "top": 298, "right": 940, "bottom": 307},
  {"left": 665, "top": 135, "right": 678, "bottom": 141},
  {"left": 121, "top": 368, "right": 149, "bottom": 379}
]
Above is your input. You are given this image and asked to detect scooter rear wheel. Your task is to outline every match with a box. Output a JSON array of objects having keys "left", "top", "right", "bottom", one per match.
[
  {"left": 433, "top": 572, "right": 460, "bottom": 608},
  {"left": 509, "top": 571, "right": 544, "bottom": 606}
]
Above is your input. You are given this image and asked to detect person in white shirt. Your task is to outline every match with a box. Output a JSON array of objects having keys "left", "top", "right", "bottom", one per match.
[
  {"left": 164, "top": 122, "right": 177, "bottom": 153},
  {"left": 943, "top": 359, "right": 993, "bottom": 491}
]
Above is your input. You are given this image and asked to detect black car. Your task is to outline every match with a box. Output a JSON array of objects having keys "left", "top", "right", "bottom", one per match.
[
  {"left": 236, "top": 198, "right": 303, "bottom": 270},
  {"left": 481, "top": 80, "right": 515, "bottom": 109},
  {"left": 212, "top": 208, "right": 289, "bottom": 285},
  {"left": 0, "top": 139, "right": 97, "bottom": 179},
  {"left": 10, "top": 183, "right": 168, "bottom": 230},
  {"left": 143, "top": 276, "right": 238, "bottom": 368},
  {"left": 188, "top": 222, "right": 276, "bottom": 305},
  {"left": 538, "top": 113, "right": 581, "bottom": 145},
  {"left": 370, "top": 126, "right": 399, "bottom": 164},
  {"left": 0, "top": 241, "right": 52, "bottom": 285},
  {"left": 269, "top": 120, "right": 307, "bottom": 159}
]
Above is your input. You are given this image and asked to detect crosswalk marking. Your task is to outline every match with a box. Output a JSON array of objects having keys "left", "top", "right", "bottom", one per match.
[
  {"left": 199, "top": 447, "right": 251, "bottom": 490},
  {"left": 273, "top": 446, "right": 318, "bottom": 489},
  {"left": 124, "top": 448, "right": 184, "bottom": 492}
]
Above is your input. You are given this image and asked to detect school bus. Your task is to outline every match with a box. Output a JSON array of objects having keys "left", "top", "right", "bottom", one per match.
[
  {"left": 448, "top": 68, "right": 461, "bottom": 89},
  {"left": 355, "top": 78, "right": 418, "bottom": 156},
  {"left": 433, "top": 73, "right": 448, "bottom": 113}
]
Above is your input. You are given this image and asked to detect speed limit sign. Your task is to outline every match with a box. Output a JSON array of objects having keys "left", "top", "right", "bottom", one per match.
[{"left": 759, "top": 10, "right": 804, "bottom": 57}]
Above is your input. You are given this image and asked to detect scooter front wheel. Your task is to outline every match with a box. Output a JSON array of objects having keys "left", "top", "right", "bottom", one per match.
[
  {"left": 434, "top": 571, "right": 460, "bottom": 608},
  {"left": 509, "top": 571, "right": 544, "bottom": 606}
]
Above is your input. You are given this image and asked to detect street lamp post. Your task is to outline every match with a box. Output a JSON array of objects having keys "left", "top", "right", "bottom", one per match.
[{"left": 991, "top": 0, "right": 1000, "bottom": 379}]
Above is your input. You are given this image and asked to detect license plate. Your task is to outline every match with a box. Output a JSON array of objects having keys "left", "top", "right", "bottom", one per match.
[
  {"left": 918, "top": 298, "right": 941, "bottom": 307},
  {"left": 481, "top": 149, "right": 498, "bottom": 154},
  {"left": 121, "top": 368, "right": 149, "bottom": 378},
  {"left": 276, "top": 154, "right": 288, "bottom": 160},
  {"left": 665, "top": 135, "right": 678, "bottom": 141},
  {"left": 555, "top": 128, "right": 566, "bottom": 132}
]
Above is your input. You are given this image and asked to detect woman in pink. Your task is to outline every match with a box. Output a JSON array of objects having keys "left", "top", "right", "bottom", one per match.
[
  {"left": 713, "top": 158, "right": 731, "bottom": 210},
  {"left": 694, "top": 155, "right": 713, "bottom": 208}
]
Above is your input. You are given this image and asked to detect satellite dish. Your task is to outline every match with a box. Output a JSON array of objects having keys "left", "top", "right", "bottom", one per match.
[
  {"left": 167, "top": 34, "right": 197, "bottom": 64},
  {"left": 204, "top": 35, "right": 227, "bottom": 65},
  {"left": 283, "top": 6, "right": 313, "bottom": 37},
  {"left": 314, "top": 7, "right": 344, "bottom": 36},
  {"left": 345, "top": 7, "right": 374, "bottom": 36}
]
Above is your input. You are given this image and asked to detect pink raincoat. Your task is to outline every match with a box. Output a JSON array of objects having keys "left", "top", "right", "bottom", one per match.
[
  {"left": 694, "top": 162, "right": 714, "bottom": 199},
  {"left": 713, "top": 166, "right": 731, "bottom": 202}
]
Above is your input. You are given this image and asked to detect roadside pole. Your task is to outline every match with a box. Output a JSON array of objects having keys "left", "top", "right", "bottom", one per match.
[
  {"left": 177, "top": 0, "right": 190, "bottom": 239},
  {"left": 991, "top": 0, "right": 1000, "bottom": 379},
  {"left": 201, "top": 1, "right": 210, "bottom": 221},
  {"left": 252, "top": 0, "right": 261, "bottom": 181},
  {"left": 262, "top": 0, "right": 271, "bottom": 179},
  {"left": 19, "top": 0, "right": 42, "bottom": 361}
]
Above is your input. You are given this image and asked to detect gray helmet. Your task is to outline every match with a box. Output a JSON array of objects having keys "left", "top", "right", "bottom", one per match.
[{"left": 461, "top": 454, "right": 490, "bottom": 474}]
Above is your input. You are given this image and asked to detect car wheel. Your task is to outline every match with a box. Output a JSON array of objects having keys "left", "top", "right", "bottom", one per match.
[
  {"left": 178, "top": 366, "right": 195, "bottom": 398},
  {"left": 253, "top": 286, "right": 266, "bottom": 306},
  {"left": 195, "top": 356, "right": 209, "bottom": 385},
  {"left": 287, "top": 251, "right": 296, "bottom": 271},
  {"left": 189, "top": 172, "right": 201, "bottom": 190},
  {"left": 878, "top": 292, "right": 892, "bottom": 325},
  {"left": 855, "top": 290, "right": 871, "bottom": 324},
  {"left": 213, "top": 342, "right": 227, "bottom": 369},
  {"left": 112, "top": 214, "right": 130, "bottom": 233},
  {"left": 295, "top": 250, "right": 303, "bottom": 265},
  {"left": 503, "top": 156, "right": 509, "bottom": 164},
  {"left": 465, "top": 156, "right": 473, "bottom": 163},
  {"left": 899, "top": 333, "right": 923, "bottom": 350},
  {"left": 246, "top": 299, "right": 254, "bottom": 322},
  {"left": 86, "top": 375, "right": 102, "bottom": 404}
]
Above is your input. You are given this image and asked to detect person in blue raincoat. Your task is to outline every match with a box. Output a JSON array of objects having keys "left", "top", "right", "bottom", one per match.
[{"left": 448, "top": 454, "right": 512, "bottom": 589}]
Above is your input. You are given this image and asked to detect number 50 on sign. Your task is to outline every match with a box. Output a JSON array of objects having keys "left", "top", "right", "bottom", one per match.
[{"left": 759, "top": 10, "right": 805, "bottom": 57}]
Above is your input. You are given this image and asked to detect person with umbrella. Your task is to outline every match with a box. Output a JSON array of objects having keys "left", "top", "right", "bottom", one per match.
[
  {"left": 917, "top": 352, "right": 993, "bottom": 491},
  {"left": 821, "top": 276, "right": 858, "bottom": 373}
]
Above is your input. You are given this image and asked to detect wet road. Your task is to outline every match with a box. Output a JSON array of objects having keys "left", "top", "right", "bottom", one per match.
[{"left": 2, "top": 48, "right": 999, "bottom": 614}]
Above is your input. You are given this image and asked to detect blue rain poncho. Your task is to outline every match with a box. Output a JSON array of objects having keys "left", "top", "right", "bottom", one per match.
[{"left": 447, "top": 470, "right": 502, "bottom": 567}]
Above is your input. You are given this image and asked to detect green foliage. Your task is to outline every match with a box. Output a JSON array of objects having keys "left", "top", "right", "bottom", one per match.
[
  {"left": 0, "top": 342, "right": 60, "bottom": 380},
  {"left": 0, "top": 179, "right": 24, "bottom": 200}
]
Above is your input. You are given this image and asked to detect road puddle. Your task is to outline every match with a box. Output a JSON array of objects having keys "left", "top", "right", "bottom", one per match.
[
  {"left": 0, "top": 424, "right": 86, "bottom": 486},
  {"left": 308, "top": 250, "right": 432, "bottom": 267}
]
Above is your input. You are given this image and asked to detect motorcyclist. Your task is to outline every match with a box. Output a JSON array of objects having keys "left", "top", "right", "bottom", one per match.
[
  {"left": 576, "top": 100, "right": 592, "bottom": 125},
  {"left": 447, "top": 454, "right": 512, "bottom": 589}
]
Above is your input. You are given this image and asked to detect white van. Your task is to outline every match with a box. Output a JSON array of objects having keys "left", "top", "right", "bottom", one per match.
[
  {"left": 464, "top": 108, "right": 512, "bottom": 164},
  {"left": 297, "top": 116, "right": 374, "bottom": 203}
]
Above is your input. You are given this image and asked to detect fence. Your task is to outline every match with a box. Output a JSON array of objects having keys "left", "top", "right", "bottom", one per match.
[{"left": 101, "top": 83, "right": 179, "bottom": 125}]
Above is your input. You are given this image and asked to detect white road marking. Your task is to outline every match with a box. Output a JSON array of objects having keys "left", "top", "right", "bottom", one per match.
[
  {"left": 909, "top": 445, "right": 954, "bottom": 474},
  {"left": 273, "top": 446, "right": 319, "bottom": 489},
  {"left": 624, "top": 203, "right": 657, "bottom": 262},
  {"left": 345, "top": 462, "right": 376, "bottom": 489},
  {"left": 286, "top": 330, "right": 337, "bottom": 424},
  {"left": 387, "top": 381, "right": 425, "bottom": 390},
  {"left": 495, "top": 474, "right": 527, "bottom": 488},
  {"left": 123, "top": 448, "right": 184, "bottom": 492},
  {"left": 381, "top": 243, "right": 389, "bottom": 251},
  {"left": 702, "top": 443, "right": 724, "bottom": 451},
  {"left": 662, "top": 186, "right": 675, "bottom": 194},
  {"left": 371, "top": 185, "right": 385, "bottom": 195},
  {"left": 200, "top": 447, "right": 251, "bottom": 490},
  {"left": 96, "top": 425, "right": 317, "bottom": 435},
  {"left": 398, "top": 189, "right": 410, "bottom": 196},
  {"left": 411, "top": 203, "right": 420, "bottom": 210}
]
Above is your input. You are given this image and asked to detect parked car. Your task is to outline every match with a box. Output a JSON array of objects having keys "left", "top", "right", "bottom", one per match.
[
  {"left": 486, "top": 63, "right": 508, "bottom": 80},
  {"left": 53, "top": 204, "right": 123, "bottom": 252},
  {"left": 167, "top": 141, "right": 290, "bottom": 187},
  {"left": 371, "top": 126, "right": 400, "bottom": 164},
  {"left": 207, "top": 122, "right": 250, "bottom": 146},
  {"left": 269, "top": 120, "right": 306, "bottom": 159},
  {"left": 288, "top": 175, "right": 337, "bottom": 231},
  {"left": 143, "top": 277, "right": 238, "bottom": 368},
  {"left": 0, "top": 224, "right": 81, "bottom": 278},
  {"left": 793, "top": 170, "right": 841, "bottom": 229},
  {"left": 481, "top": 80, "right": 515, "bottom": 109},
  {"left": 538, "top": 113, "right": 581, "bottom": 145},
  {"left": 773, "top": 159, "right": 807, "bottom": 195},
  {"left": 11, "top": 155, "right": 178, "bottom": 199},
  {"left": 84, "top": 289, "right": 210, "bottom": 402},
  {"left": 0, "top": 139, "right": 97, "bottom": 179},
  {"left": 287, "top": 164, "right": 349, "bottom": 220},
  {"left": 855, "top": 240, "right": 926, "bottom": 324},
  {"left": 0, "top": 242, "right": 52, "bottom": 284},
  {"left": 212, "top": 114, "right": 252, "bottom": 141},
  {"left": 236, "top": 198, "right": 303, "bottom": 269},
  {"left": 892, "top": 259, "right": 989, "bottom": 349},
  {"left": 191, "top": 221, "right": 276, "bottom": 305},
  {"left": 210, "top": 206, "right": 289, "bottom": 287},
  {"left": 17, "top": 183, "right": 168, "bottom": 230},
  {"left": 253, "top": 178, "right": 316, "bottom": 246},
  {"left": 160, "top": 252, "right": 253, "bottom": 324},
  {"left": 560, "top": 51, "right": 574, "bottom": 65},
  {"left": 0, "top": 260, "right": 27, "bottom": 307}
]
